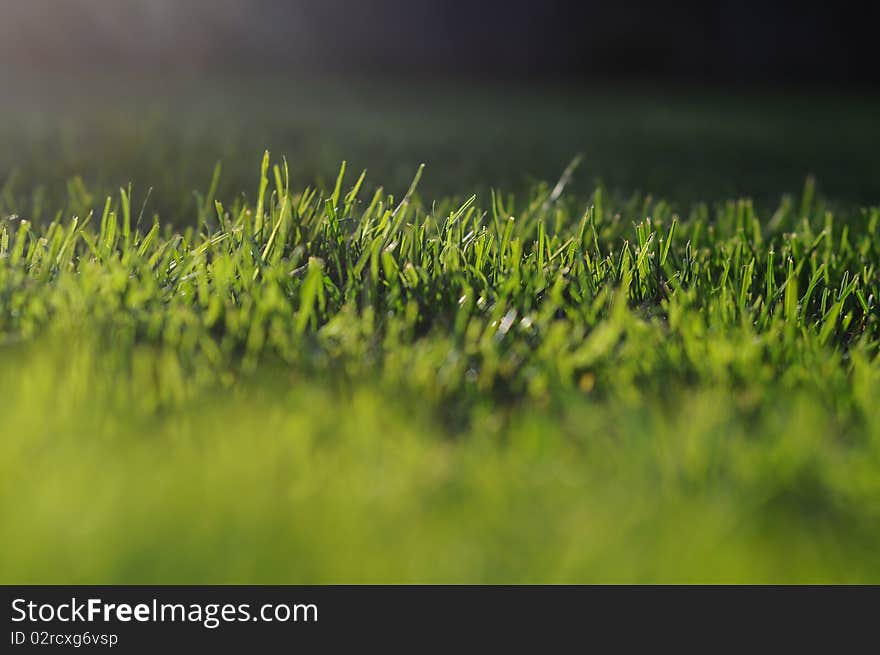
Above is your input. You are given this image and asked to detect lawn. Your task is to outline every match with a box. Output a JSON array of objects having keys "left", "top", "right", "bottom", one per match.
[{"left": 2, "top": 79, "right": 879, "bottom": 582}]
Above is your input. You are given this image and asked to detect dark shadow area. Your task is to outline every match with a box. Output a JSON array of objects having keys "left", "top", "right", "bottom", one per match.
[{"left": 1, "top": 1, "right": 878, "bottom": 219}]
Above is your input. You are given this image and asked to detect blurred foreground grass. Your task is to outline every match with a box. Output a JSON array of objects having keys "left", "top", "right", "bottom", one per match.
[{"left": 3, "top": 340, "right": 879, "bottom": 583}]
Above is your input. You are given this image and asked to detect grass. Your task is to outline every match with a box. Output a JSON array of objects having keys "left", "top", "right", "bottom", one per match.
[
  {"left": 4, "top": 75, "right": 880, "bottom": 214},
  {"left": 2, "top": 142, "right": 880, "bottom": 583}
]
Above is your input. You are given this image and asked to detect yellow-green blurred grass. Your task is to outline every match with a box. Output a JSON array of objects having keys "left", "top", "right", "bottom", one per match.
[{"left": 2, "top": 340, "right": 879, "bottom": 583}]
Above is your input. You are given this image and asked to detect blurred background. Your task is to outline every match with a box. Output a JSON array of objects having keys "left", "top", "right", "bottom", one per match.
[
  {"left": 3, "top": 0, "right": 878, "bottom": 82},
  {"left": 1, "top": 0, "right": 878, "bottom": 218}
]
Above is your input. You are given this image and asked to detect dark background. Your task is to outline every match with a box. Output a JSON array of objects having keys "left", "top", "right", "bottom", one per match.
[
  {"left": 1, "top": 0, "right": 877, "bottom": 84},
  {"left": 1, "top": 0, "right": 878, "bottom": 215}
]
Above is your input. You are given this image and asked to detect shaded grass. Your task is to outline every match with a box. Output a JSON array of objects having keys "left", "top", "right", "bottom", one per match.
[{"left": 3, "top": 76, "right": 880, "bottom": 219}]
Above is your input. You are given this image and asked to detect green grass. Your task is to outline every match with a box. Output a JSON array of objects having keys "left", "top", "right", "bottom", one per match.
[{"left": 2, "top": 143, "right": 880, "bottom": 583}]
